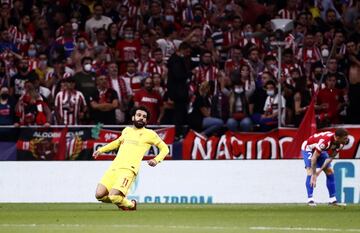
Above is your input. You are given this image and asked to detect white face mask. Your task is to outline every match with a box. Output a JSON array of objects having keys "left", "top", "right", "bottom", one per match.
[
  {"left": 165, "top": 15, "right": 174, "bottom": 22},
  {"left": 72, "top": 22, "right": 78, "bottom": 31},
  {"left": 234, "top": 87, "right": 244, "bottom": 94},
  {"left": 321, "top": 48, "right": 329, "bottom": 57},
  {"left": 84, "top": 63, "right": 92, "bottom": 72},
  {"left": 267, "top": 90, "right": 275, "bottom": 96},
  {"left": 39, "top": 60, "right": 47, "bottom": 68}
]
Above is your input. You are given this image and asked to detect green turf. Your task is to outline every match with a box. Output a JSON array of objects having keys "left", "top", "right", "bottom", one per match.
[{"left": 0, "top": 203, "right": 359, "bottom": 233}]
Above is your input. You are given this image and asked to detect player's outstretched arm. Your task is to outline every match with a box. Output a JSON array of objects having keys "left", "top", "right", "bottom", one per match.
[{"left": 92, "top": 137, "right": 123, "bottom": 159}]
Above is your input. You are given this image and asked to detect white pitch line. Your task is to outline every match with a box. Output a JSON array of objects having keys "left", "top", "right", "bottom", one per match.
[
  {"left": 0, "top": 223, "right": 239, "bottom": 230},
  {"left": 250, "top": 226, "right": 360, "bottom": 232},
  {"left": 1, "top": 224, "right": 360, "bottom": 232}
]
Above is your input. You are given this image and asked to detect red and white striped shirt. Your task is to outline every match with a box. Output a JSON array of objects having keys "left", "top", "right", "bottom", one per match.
[
  {"left": 55, "top": 90, "right": 87, "bottom": 125},
  {"left": 148, "top": 62, "right": 167, "bottom": 78},
  {"left": 121, "top": 72, "right": 142, "bottom": 95},
  {"left": 27, "top": 58, "right": 38, "bottom": 71},
  {"left": 282, "top": 62, "right": 302, "bottom": 79},
  {"left": 223, "top": 31, "right": 237, "bottom": 47},
  {"left": 237, "top": 37, "right": 263, "bottom": 51},
  {"left": 8, "top": 26, "right": 33, "bottom": 53},
  {"left": 301, "top": 131, "right": 343, "bottom": 154},
  {"left": 278, "top": 9, "right": 297, "bottom": 20},
  {"left": 191, "top": 65, "right": 219, "bottom": 93},
  {"left": 285, "top": 33, "right": 297, "bottom": 53},
  {"left": 224, "top": 58, "right": 249, "bottom": 76},
  {"left": 136, "top": 58, "right": 152, "bottom": 75},
  {"left": 296, "top": 47, "right": 321, "bottom": 64},
  {"left": 122, "top": 0, "right": 141, "bottom": 17}
]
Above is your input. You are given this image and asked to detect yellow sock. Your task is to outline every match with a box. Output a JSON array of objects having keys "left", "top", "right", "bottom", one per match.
[
  {"left": 97, "top": 196, "right": 111, "bottom": 203},
  {"left": 108, "top": 195, "right": 124, "bottom": 204},
  {"left": 120, "top": 198, "right": 134, "bottom": 208}
]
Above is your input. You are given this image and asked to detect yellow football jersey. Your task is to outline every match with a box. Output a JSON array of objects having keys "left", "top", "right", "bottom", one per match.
[{"left": 98, "top": 126, "right": 169, "bottom": 174}]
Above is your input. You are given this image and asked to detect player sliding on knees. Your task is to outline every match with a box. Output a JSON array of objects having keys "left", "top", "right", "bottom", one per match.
[
  {"left": 92, "top": 106, "right": 169, "bottom": 211},
  {"left": 301, "top": 128, "right": 349, "bottom": 207}
]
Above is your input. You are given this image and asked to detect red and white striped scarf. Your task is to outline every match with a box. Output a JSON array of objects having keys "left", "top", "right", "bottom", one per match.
[{"left": 109, "top": 76, "right": 128, "bottom": 102}]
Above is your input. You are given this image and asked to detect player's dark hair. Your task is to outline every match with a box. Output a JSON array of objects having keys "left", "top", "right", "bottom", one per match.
[
  {"left": 335, "top": 128, "right": 348, "bottom": 137},
  {"left": 130, "top": 106, "right": 151, "bottom": 121}
]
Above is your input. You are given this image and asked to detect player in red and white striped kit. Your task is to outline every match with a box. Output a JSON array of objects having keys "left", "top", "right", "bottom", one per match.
[{"left": 301, "top": 129, "right": 349, "bottom": 206}]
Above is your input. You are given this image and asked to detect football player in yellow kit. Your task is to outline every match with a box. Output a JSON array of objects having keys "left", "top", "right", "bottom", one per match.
[{"left": 93, "top": 106, "right": 169, "bottom": 210}]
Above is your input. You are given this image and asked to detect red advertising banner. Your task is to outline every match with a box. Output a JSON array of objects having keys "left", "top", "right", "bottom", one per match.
[
  {"left": 182, "top": 126, "right": 360, "bottom": 160},
  {"left": 93, "top": 127, "right": 175, "bottom": 160}
]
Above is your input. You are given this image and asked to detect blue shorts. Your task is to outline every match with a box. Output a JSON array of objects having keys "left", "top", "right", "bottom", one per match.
[{"left": 302, "top": 150, "right": 331, "bottom": 169}]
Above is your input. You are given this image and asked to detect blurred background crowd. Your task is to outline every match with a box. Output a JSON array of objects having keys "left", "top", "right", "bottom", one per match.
[{"left": 0, "top": 0, "right": 359, "bottom": 139}]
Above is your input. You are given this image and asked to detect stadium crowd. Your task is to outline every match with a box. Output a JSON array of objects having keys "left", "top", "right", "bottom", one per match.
[{"left": 0, "top": 0, "right": 359, "bottom": 138}]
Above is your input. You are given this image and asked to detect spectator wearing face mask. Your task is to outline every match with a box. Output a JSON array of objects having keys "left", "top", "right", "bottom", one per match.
[
  {"left": 70, "top": 35, "right": 94, "bottom": 73},
  {"left": 35, "top": 53, "right": 53, "bottom": 86},
  {"left": 26, "top": 43, "right": 39, "bottom": 71},
  {"left": 73, "top": 56, "right": 97, "bottom": 104},
  {"left": 227, "top": 80, "right": 253, "bottom": 132},
  {"left": 9, "top": 58, "right": 38, "bottom": 100},
  {"left": 162, "top": 6, "right": 181, "bottom": 32},
  {"left": 259, "top": 80, "right": 286, "bottom": 131},
  {"left": 115, "top": 24, "right": 141, "bottom": 74}
]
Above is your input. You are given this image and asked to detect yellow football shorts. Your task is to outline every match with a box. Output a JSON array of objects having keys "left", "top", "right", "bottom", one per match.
[{"left": 100, "top": 168, "right": 136, "bottom": 196}]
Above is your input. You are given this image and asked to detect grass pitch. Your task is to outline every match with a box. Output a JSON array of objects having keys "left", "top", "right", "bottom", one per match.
[{"left": 0, "top": 203, "right": 359, "bottom": 233}]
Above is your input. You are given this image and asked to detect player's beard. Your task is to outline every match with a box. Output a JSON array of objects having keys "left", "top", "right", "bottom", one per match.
[{"left": 133, "top": 119, "right": 146, "bottom": 129}]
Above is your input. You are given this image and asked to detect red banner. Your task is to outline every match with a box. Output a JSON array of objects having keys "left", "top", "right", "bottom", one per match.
[
  {"left": 182, "top": 126, "right": 360, "bottom": 160},
  {"left": 94, "top": 127, "right": 175, "bottom": 160}
]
